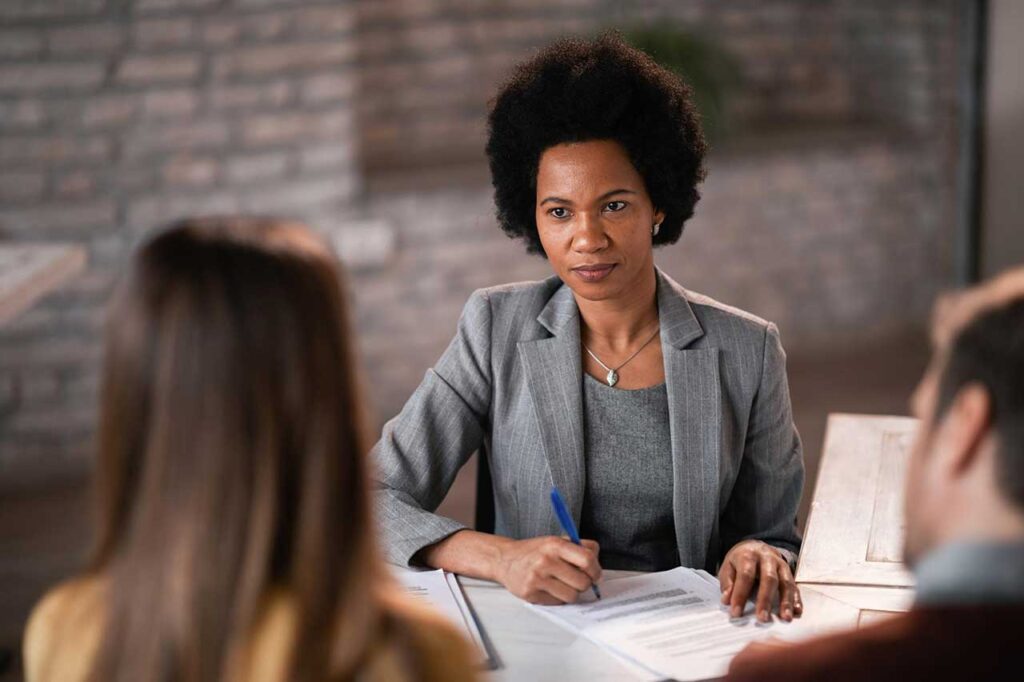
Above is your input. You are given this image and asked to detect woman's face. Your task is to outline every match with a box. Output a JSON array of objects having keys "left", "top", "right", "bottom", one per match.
[{"left": 535, "top": 139, "right": 664, "bottom": 303}]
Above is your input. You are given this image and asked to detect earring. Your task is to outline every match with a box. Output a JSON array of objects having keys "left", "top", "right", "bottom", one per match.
[{"left": 652, "top": 222, "right": 661, "bottom": 237}]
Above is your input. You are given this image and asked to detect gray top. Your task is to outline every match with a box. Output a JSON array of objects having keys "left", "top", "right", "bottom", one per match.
[
  {"left": 579, "top": 373, "right": 678, "bottom": 571},
  {"left": 914, "top": 539, "right": 1024, "bottom": 606}
]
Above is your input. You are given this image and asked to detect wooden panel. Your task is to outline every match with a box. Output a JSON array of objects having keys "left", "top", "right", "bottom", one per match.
[
  {"left": 0, "top": 244, "right": 86, "bottom": 326},
  {"left": 796, "top": 413, "right": 918, "bottom": 587},
  {"left": 798, "top": 584, "right": 914, "bottom": 635},
  {"left": 866, "top": 431, "right": 912, "bottom": 562}
]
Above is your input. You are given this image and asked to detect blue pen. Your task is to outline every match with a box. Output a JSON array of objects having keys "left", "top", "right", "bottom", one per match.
[{"left": 550, "top": 487, "right": 602, "bottom": 600}]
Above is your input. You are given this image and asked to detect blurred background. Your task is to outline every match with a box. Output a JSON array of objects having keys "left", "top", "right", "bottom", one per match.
[{"left": 0, "top": 0, "right": 1021, "bottom": 678}]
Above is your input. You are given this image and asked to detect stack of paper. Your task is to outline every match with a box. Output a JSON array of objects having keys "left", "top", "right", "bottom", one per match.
[
  {"left": 391, "top": 567, "right": 497, "bottom": 669},
  {"left": 528, "top": 567, "right": 806, "bottom": 681}
]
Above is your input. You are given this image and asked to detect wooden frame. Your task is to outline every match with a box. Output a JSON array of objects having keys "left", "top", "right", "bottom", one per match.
[{"left": 797, "top": 413, "right": 919, "bottom": 588}]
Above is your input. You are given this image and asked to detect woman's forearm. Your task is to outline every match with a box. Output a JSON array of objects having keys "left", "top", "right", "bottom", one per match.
[
  {"left": 416, "top": 529, "right": 513, "bottom": 582},
  {"left": 418, "top": 530, "right": 603, "bottom": 604}
]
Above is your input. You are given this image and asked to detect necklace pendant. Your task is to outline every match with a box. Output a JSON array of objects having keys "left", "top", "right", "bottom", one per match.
[{"left": 606, "top": 369, "right": 619, "bottom": 387}]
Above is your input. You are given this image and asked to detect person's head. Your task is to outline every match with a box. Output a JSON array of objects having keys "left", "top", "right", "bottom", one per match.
[
  {"left": 486, "top": 32, "right": 707, "bottom": 303},
  {"left": 903, "top": 268, "right": 1024, "bottom": 566},
  {"left": 90, "top": 217, "right": 380, "bottom": 681}
]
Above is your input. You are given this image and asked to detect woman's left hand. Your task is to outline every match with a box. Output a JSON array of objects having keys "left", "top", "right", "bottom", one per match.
[{"left": 718, "top": 539, "right": 802, "bottom": 623}]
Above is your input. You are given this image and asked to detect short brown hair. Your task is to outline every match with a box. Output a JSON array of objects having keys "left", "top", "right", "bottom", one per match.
[{"left": 936, "top": 295, "right": 1024, "bottom": 510}]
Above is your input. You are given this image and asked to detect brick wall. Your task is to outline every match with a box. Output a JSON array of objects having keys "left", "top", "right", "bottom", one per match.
[
  {"left": 0, "top": 0, "right": 360, "bottom": 484},
  {"left": 357, "top": 0, "right": 962, "bottom": 172},
  {"left": 0, "top": 0, "right": 964, "bottom": 486}
]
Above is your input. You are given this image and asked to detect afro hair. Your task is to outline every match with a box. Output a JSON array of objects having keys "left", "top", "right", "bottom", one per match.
[{"left": 486, "top": 31, "right": 708, "bottom": 255}]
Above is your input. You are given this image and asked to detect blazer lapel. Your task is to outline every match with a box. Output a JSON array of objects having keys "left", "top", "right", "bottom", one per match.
[
  {"left": 515, "top": 270, "right": 722, "bottom": 566},
  {"left": 657, "top": 270, "right": 722, "bottom": 570},
  {"left": 517, "top": 284, "right": 586, "bottom": 530}
]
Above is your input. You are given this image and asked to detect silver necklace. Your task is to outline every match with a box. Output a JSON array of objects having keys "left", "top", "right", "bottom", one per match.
[{"left": 583, "top": 325, "right": 661, "bottom": 387}]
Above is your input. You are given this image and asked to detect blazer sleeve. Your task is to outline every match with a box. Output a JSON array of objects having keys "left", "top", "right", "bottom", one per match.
[
  {"left": 719, "top": 322, "right": 804, "bottom": 567},
  {"left": 372, "top": 289, "right": 493, "bottom": 567}
]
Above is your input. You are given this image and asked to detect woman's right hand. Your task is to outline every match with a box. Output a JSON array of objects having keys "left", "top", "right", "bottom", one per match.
[{"left": 494, "top": 536, "right": 602, "bottom": 604}]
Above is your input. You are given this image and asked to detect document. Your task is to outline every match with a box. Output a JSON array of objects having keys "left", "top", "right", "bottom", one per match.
[
  {"left": 528, "top": 567, "right": 804, "bottom": 681},
  {"left": 392, "top": 567, "right": 497, "bottom": 669}
]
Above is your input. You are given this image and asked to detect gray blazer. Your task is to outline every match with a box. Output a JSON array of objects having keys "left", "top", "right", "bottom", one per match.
[{"left": 373, "top": 269, "right": 804, "bottom": 572}]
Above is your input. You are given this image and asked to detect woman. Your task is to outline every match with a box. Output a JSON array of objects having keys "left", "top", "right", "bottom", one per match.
[
  {"left": 374, "top": 33, "right": 805, "bottom": 622},
  {"left": 23, "top": 218, "right": 477, "bottom": 682}
]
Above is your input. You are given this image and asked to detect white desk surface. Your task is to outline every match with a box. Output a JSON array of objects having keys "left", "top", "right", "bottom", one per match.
[
  {"left": 459, "top": 568, "right": 894, "bottom": 680},
  {"left": 461, "top": 571, "right": 657, "bottom": 681},
  {"left": 0, "top": 243, "right": 86, "bottom": 326}
]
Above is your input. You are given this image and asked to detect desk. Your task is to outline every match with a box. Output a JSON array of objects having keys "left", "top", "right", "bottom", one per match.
[
  {"left": 462, "top": 571, "right": 655, "bottom": 681},
  {"left": 459, "top": 568, "right": 887, "bottom": 680},
  {"left": 0, "top": 243, "right": 86, "bottom": 326},
  {"left": 454, "top": 415, "right": 923, "bottom": 678}
]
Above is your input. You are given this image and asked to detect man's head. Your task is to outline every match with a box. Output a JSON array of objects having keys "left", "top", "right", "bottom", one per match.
[{"left": 903, "top": 268, "right": 1024, "bottom": 566}]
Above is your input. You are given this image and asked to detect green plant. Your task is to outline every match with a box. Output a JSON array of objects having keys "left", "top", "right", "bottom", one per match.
[{"left": 617, "top": 25, "right": 743, "bottom": 142}]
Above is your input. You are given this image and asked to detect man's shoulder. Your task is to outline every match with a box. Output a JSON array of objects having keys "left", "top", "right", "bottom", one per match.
[
  {"left": 726, "top": 613, "right": 907, "bottom": 681},
  {"left": 726, "top": 606, "right": 1024, "bottom": 682}
]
